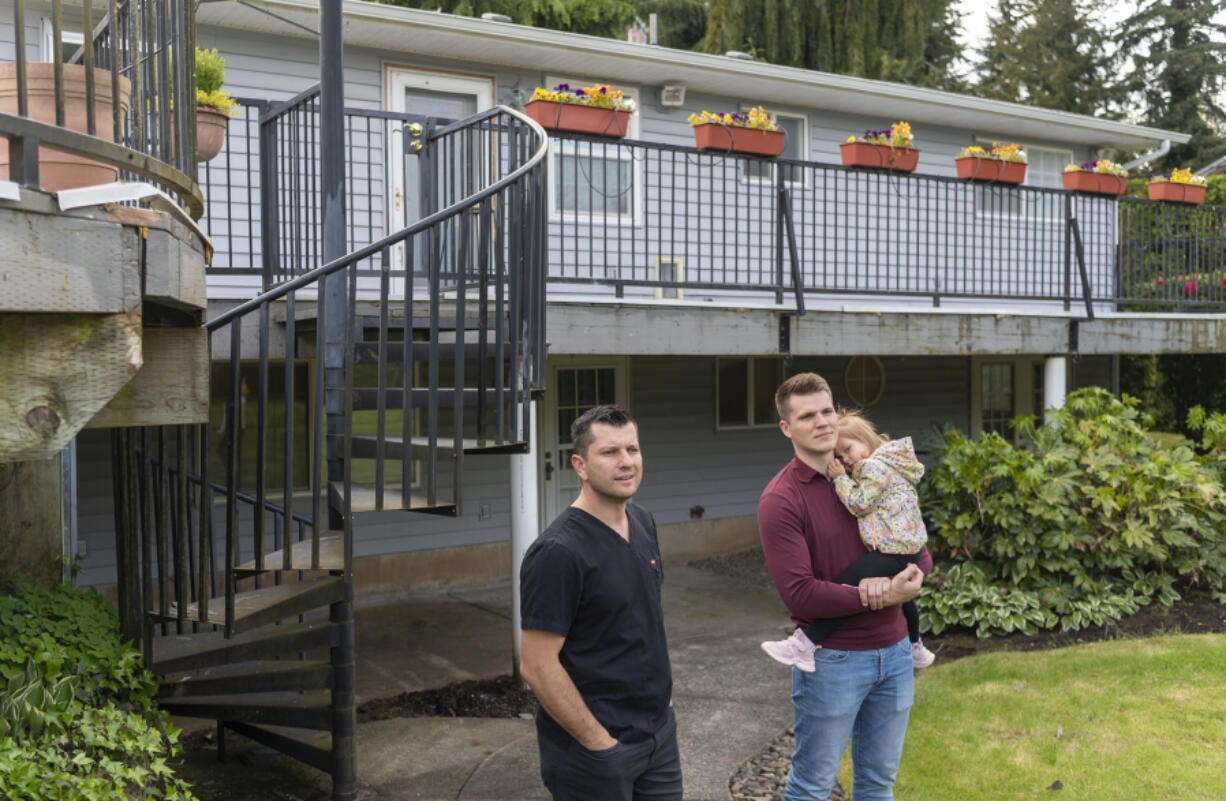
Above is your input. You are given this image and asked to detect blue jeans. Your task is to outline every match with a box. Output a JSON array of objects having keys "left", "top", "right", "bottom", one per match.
[{"left": 784, "top": 636, "right": 914, "bottom": 801}]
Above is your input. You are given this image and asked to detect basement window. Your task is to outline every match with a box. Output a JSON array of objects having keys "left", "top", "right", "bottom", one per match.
[{"left": 716, "top": 357, "right": 783, "bottom": 429}]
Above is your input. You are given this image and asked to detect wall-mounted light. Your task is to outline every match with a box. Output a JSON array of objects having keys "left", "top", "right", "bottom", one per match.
[{"left": 658, "top": 84, "right": 686, "bottom": 107}]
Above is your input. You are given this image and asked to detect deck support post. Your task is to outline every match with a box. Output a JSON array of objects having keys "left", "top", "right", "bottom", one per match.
[
  {"left": 1044, "top": 356, "right": 1068, "bottom": 416},
  {"left": 510, "top": 400, "right": 540, "bottom": 683}
]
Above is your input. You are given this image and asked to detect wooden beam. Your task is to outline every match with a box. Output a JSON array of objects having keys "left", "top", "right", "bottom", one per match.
[
  {"left": 0, "top": 312, "right": 141, "bottom": 462},
  {"left": 88, "top": 327, "right": 209, "bottom": 428},
  {"left": 0, "top": 458, "right": 66, "bottom": 590}
]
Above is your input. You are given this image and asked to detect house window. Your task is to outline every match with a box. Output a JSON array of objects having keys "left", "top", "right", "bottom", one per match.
[
  {"left": 546, "top": 76, "right": 639, "bottom": 222},
  {"left": 716, "top": 357, "right": 783, "bottom": 428},
  {"left": 654, "top": 257, "right": 683, "bottom": 300},
  {"left": 981, "top": 363, "right": 1014, "bottom": 438},
  {"left": 743, "top": 110, "right": 806, "bottom": 184},
  {"left": 41, "top": 18, "right": 84, "bottom": 63},
  {"left": 974, "top": 141, "right": 1071, "bottom": 221},
  {"left": 845, "top": 356, "right": 885, "bottom": 407}
]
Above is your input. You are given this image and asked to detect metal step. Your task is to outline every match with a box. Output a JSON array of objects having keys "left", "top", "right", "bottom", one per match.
[
  {"left": 158, "top": 660, "right": 333, "bottom": 699},
  {"left": 234, "top": 534, "right": 344, "bottom": 576},
  {"left": 350, "top": 434, "right": 527, "bottom": 459},
  {"left": 159, "top": 691, "right": 332, "bottom": 730},
  {"left": 350, "top": 386, "right": 510, "bottom": 411},
  {"left": 151, "top": 622, "right": 339, "bottom": 675},
  {"left": 148, "top": 577, "right": 346, "bottom": 635},
  {"left": 330, "top": 481, "right": 457, "bottom": 516},
  {"left": 224, "top": 722, "right": 332, "bottom": 774},
  {"left": 352, "top": 339, "right": 512, "bottom": 365}
]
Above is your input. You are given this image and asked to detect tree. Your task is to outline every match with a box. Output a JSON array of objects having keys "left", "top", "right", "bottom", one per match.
[
  {"left": 633, "top": 0, "right": 709, "bottom": 50},
  {"left": 974, "top": 0, "right": 1120, "bottom": 117},
  {"left": 1119, "top": 0, "right": 1226, "bottom": 172},
  {"left": 364, "top": 0, "right": 637, "bottom": 39},
  {"left": 694, "top": 0, "right": 965, "bottom": 91}
]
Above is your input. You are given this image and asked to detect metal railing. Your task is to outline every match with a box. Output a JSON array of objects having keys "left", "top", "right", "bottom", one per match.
[
  {"left": 111, "top": 105, "right": 548, "bottom": 640},
  {"left": 0, "top": 0, "right": 202, "bottom": 216},
  {"left": 1118, "top": 196, "right": 1226, "bottom": 311}
]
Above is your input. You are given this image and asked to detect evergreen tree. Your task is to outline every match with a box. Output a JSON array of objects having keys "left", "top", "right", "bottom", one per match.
[
  {"left": 364, "top": 0, "right": 637, "bottom": 39},
  {"left": 1119, "top": 0, "right": 1226, "bottom": 171},
  {"left": 974, "top": 0, "right": 1119, "bottom": 117},
  {"left": 633, "top": 0, "right": 709, "bottom": 50}
]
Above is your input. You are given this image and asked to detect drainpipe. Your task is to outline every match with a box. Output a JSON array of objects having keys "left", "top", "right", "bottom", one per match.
[
  {"left": 1044, "top": 356, "right": 1068, "bottom": 416},
  {"left": 1122, "top": 139, "right": 1170, "bottom": 173},
  {"left": 509, "top": 400, "right": 540, "bottom": 683},
  {"left": 1195, "top": 153, "right": 1226, "bottom": 177}
]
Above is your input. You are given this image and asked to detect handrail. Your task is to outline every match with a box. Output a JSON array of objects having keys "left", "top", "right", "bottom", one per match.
[
  {"left": 207, "top": 104, "right": 548, "bottom": 331},
  {"left": 0, "top": 112, "right": 204, "bottom": 218}
]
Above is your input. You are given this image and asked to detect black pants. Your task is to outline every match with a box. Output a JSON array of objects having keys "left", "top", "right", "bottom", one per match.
[
  {"left": 803, "top": 551, "right": 923, "bottom": 645},
  {"left": 537, "top": 709, "right": 682, "bottom": 801}
]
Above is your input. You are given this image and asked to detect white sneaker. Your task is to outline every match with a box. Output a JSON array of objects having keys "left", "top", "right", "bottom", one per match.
[
  {"left": 912, "top": 639, "right": 935, "bottom": 669},
  {"left": 760, "top": 630, "right": 816, "bottom": 672}
]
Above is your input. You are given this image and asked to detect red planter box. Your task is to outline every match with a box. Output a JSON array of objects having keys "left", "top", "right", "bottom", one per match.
[
  {"left": 523, "top": 99, "right": 630, "bottom": 138},
  {"left": 839, "top": 142, "right": 918, "bottom": 172},
  {"left": 1061, "top": 170, "right": 1126, "bottom": 196},
  {"left": 692, "top": 123, "right": 785, "bottom": 157},
  {"left": 955, "top": 156, "right": 1027, "bottom": 184},
  {"left": 1147, "top": 181, "right": 1206, "bottom": 205}
]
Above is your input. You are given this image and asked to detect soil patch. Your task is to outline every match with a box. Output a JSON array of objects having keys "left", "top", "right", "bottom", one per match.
[{"left": 356, "top": 674, "right": 536, "bottom": 722}]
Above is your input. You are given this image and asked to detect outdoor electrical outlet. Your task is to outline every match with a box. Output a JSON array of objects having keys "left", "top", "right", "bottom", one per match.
[{"left": 479, "top": 503, "right": 492, "bottom": 520}]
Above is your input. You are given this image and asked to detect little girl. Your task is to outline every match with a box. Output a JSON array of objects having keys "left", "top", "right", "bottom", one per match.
[{"left": 760, "top": 410, "right": 936, "bottom": 671}]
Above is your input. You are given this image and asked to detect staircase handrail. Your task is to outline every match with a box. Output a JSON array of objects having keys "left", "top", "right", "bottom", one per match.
[{"left": 207, "top": 104, "right": 548, "bottom": 332}]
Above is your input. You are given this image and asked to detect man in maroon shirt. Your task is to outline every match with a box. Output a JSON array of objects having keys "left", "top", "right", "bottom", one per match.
[{"left": 758, "top": 372, "right": 930, "bottom": 801}]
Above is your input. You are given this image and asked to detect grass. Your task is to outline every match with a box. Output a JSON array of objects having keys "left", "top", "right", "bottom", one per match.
[{"left": 855, "top": 633, "right": 1226, "bottom": 800}]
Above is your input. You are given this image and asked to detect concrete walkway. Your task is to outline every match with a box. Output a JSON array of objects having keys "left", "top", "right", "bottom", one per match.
[{"left": 177, "top": 563, "right": 796, "bottom": 801}]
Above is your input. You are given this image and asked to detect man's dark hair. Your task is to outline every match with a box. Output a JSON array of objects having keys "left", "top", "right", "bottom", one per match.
[{"left": 570, "top": 404, "right": 636, "bottom": 459}]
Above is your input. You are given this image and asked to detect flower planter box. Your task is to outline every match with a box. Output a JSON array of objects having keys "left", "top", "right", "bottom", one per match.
[
  {"left": 840, "top": 142, "right": 918, "bottom": 172},
  {"left": 523, "top": 99, "right": 630, "bottom": 138},
  {"left": 955, "top": 156, "right": 1027, "bottom": 184},
  {"left": 1147, "top": 181, "right": 1206, "bottom": 205},
  {"left": 0, "top": 62, "right": 131, "bottom": 192},
  {"left": 1061, "top": 171, "right": 1125, "bottom": 196},
  {"left": 691, "top": 123, "right": 785, "bottom": 157}
]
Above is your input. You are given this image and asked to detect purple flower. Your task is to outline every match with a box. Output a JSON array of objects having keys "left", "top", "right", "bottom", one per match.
[
  {"left": 557, "top": 83, "right": 570, "bottom": 91},
  {"left": 575, "top": 88, "right": 585, "bottom": 96},
  {"left": 599, "top": 86, "right": 607, "bottom": 94},
  {"left": 1081, "top": 161, "right": 1094, "bottom": 170}
]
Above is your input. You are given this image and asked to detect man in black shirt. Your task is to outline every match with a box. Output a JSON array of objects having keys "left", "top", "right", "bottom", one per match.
[{"left": 520, "top": 404, "right": 682, "bottom": 801}]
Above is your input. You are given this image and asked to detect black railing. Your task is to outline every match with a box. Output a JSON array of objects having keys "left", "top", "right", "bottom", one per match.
[
  {"left": 0, "top": 0, "right": 202, "bottom": 216},
  {"left": 1118, "top": 196, "right": 1226, "bottom": 311}
]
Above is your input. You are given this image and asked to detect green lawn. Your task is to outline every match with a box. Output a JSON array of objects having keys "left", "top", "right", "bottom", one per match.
[{"left": 846, "top": 634, "right": 1226, "bottom": 800}]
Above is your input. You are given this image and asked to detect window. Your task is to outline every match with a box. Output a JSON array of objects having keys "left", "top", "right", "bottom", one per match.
[
  {"left": 654, "top": 257, "right": 683, "bottom": 300},
  {"left": 845, "top": 356, "right": 885, "bottom": 407},
  {"left": 981, "top": 364, "right": 1014, "bottom": 438},
  {"left": 547, "top": 75, "right": 640, "bottom": 222},
  {"left": 743, "top": 110, "right": 806, "bottom": 184},
  {"left": 974, "top": 141, "right": 1072, "bottom": 221},
  {"left": 41, "top": 18, "right": 84, "bottom": 63},
  {"left": 716, "top": 357, "right": 783, "bottom": 428}
]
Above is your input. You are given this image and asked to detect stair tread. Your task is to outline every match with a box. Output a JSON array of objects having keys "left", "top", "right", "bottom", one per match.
[
  {"left": 150, "top": 622, "right": 338, "bottom": 675},
  {"left": 235, "top": 534, "right": 344, "bottom": 574},
  {"left": 158, "top": 659, "right": 333, "bottom": 698},
  {"left": 332, "top": 481, "right": 456, "bottom": 516},
  {"left": 160, "top": 658, "right": 331, "bottom": 682},
  {"left": 160, "top": 691, "right": 330, "bottom": 708},
  {"left": 350, "top": 433, "right": 527, "bottom": 456},
  {"left": 150, "top": 577, "right": 344, "bottom": 628}
]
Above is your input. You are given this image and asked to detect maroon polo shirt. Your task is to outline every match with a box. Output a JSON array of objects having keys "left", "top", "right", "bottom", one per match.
[{"left": 758, "top": 455, "right": 933, "bottom": 651}]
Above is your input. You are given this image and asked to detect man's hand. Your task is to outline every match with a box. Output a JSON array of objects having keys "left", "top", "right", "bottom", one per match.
[
  {"left": 857, "top": 563, "right": 924, "bottom": 610},
  {"left": 521, "top": 628, "right": 617, "bottom": 751},
  {"left": 827, "top": 459, "right": 846, "bottom": 479}
]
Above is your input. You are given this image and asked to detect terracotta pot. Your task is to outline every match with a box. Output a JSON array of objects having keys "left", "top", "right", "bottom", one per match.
[
  {"left": 1061, "top": 170, "right": 1126, "bottom": 196},
  {"left": 523, "top": 99, "right": 630, "bottom": 138},
  {"left": 955, "top": 156, "right": 1027, "bottom": 184},
  {"left": 1147, "top": 181, "right": 1206, "bottom": 205},
  {"left": 840, "top": 142, "right": 918, "bottom": 172},
  {"left": 195, "top": 105, "right": 229, "bottom": 162},
  {"left": 691, "top": 123, "right": 785, "bottom": 157},
  {"left": 0, "top": 62, "right": 132, "bottom": 192}
]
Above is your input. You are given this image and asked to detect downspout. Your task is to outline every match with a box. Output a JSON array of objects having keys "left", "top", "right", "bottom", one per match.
[
  {"left": 1122, "top": 139, "right": 1170, "bottom": 173},
  {"left": 1195, "top": 153, "right": 1226, "bottom": 177}
]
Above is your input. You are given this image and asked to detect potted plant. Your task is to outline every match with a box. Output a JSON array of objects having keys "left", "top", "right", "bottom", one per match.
[
  {"left": 0, "top": 62, "right": 131, "bottom": 191},
  {"left": 955, "top": 142, "right": 1027, "bottom": 184},
  {"left": 840, "top": 122, "right": 917, "bottom": 172},
  {"left": 194, "top": 48, "right": 236, "bottom": 162},
  {"left": 687, "top": 107, "right": 784, "bottom": 157},
  {"left": 1146, "top": 168, "right": 1207, "bottom": 205},
  {"left": 1061, "top": 160, "right": 1128, "bottom": 196},
  {"left": 523, "top": 83, "right": 634, "bottom": 138}
]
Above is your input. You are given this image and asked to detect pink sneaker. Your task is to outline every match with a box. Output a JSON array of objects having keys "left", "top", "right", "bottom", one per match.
[
  {"left": 911, "top": 639, "right": 935, "bottom": 669},
  {"left": 760, "top": 630, "right": 816, "bottom": 672}
]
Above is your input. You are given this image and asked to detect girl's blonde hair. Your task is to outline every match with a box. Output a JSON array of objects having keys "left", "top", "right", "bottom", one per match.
[{"left": 835, "top": 409, "right": 888, "bottom": 451}]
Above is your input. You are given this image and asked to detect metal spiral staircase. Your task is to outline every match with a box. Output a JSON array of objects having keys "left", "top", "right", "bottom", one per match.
[{"left": 109, "top": 100, "right": 548, "bottom": 799}]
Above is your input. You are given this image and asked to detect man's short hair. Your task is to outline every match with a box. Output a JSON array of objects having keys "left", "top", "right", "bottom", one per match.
[
  {"left": 571, "top": 404, "right": 636, "bottom": 458},
  {"left": 774, "top": 372, "right": 832, "bottom": 420}
]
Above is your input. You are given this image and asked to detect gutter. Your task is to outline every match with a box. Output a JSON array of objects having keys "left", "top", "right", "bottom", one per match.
[
  {"left": 1196, "top": 153, "right": 1226, "bottom": 177},
  {"left": 1122, "top": 139, "right": 1170, "bottom": 173}
]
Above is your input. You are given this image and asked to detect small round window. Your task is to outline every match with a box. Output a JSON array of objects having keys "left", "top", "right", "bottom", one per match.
[{"left": 845, "top": 356, "right": 885, "bottom": 407}]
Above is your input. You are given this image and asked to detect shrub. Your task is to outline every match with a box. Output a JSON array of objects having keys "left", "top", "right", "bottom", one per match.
[
  {"left": 918, "top": 388, "right": 1226, "bottom": 637},
  {"left": 194, "top": 48, "right": 236, "bottom": 114},
  {"left": 0, "top": 579, "right": 197, "bottom": 801}
]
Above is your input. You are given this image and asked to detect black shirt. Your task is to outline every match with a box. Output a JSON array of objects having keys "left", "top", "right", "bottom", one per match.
[{"left": 520, "top": 503, "right": 672, "bottom": 747}]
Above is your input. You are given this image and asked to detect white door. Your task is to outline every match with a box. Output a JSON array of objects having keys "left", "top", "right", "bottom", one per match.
[
  {"left": 386, "top": 68, "right": 493, "bottom": 292},
  {"left": 541, "top": 358, "right": 630, "bottom": 523}
]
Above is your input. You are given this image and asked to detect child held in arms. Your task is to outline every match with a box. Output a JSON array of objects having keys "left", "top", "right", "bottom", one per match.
[{"left": 761, "top": 411, "right": 936, "bottom": 671}]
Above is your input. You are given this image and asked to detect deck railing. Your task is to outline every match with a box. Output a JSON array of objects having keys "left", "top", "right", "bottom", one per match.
[{"left": 0, "top": 0, "right": 202, "bottom": 216}]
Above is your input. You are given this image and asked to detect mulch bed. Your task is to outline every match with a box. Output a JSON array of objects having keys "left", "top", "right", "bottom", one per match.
[{"left": 356, "top": 674, "right": 536, "bottom": 722}]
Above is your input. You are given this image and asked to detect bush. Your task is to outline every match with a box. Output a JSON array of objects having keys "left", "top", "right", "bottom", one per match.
[
  {"left": 0, "top": 579, "right": 197, "bottom": 801},
  {"left": 918, "top": 388, "right": 1226, "bottom": 637},
  {"left": 194, "top": 48, "right": 235, "bottom": 114}
]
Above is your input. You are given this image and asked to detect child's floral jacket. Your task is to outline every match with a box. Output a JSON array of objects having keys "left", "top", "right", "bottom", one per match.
[{"left": 833, "top": 436, "right": 928, "bottom": 554}]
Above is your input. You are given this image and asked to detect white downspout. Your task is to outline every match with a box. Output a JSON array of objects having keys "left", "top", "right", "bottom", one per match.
[
  {"left": 1044, "top": 356, "right": 1068, "bottom": 416},
  {"left": 1122, "top": 139, "right": 1171, "bottom": 173},
  {"left": 509, "top": 400, "right": 540, "bottom": 682}
]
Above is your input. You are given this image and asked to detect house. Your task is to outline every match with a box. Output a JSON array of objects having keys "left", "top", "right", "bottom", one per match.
[{"left": 5, "top": 1, "right": 1225, "bottom": 798}]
